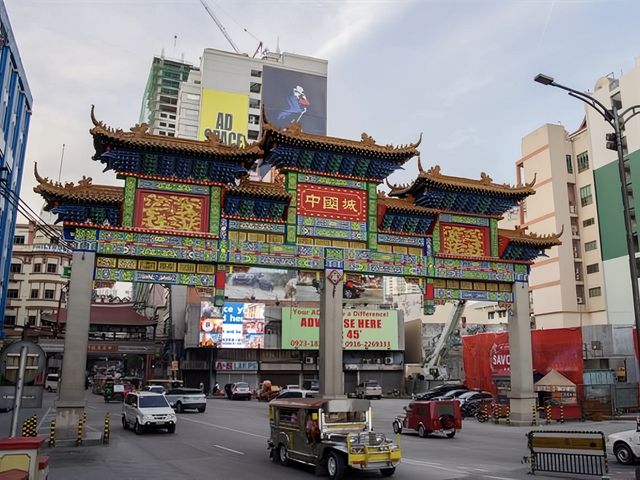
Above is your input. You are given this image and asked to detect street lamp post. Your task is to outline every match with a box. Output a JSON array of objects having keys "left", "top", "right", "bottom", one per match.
[{"left": 534, "top": 73, "right": 640, "bottom": 353}]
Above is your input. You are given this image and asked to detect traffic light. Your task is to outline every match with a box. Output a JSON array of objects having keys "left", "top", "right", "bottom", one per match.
[{"left": 606, "top": 133, "right": 619, "bottom": 151}]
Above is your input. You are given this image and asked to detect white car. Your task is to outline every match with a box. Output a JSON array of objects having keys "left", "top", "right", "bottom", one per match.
[
  {"left": 122, "top": 391, "right": 177, "bottom": 435},
  {"left": 355, "top": 380, "right": 383, "bottom": 399},
  {"left": 607, "top": 424, "right": 640, "bottom": 464},
  {"left": 165, "top": 387, "right": 207, "bottom": 413},
  {"left": 274, "top": 389, "right": 318, "bottom": 399}
]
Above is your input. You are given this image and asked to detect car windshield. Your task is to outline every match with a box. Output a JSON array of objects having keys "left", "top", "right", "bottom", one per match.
[
  {"left": 235, "top": 383, "right": 249, "bottom": 388},
  {"left": 139, "top": 395, "right": 170, "bottom": 408},
  {"left": 325, "top": 411, "right": 366, "bottom": 423},
  {"left": 458, "top": 391, "right": 477, "bottom": 399}
]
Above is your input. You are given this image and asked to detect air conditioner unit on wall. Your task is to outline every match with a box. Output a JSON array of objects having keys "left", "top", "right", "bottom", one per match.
[
  {"left": 305, "top": 357, "right": 315, "bottom": 364},
  {"left": 374, "top": 358, "right": 383, "bottom": 364},
  {"left": 384, "top": 357, "right": 393, "bottom": 365},
  {"left": 577, "top": 297, "right": 584, "bottom": 304}
]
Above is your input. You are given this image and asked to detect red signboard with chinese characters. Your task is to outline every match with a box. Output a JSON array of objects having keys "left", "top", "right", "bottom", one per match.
[
  {"left": 134, "top": 190, "right": 209, "bottom": 233},
  {"left": 440, "top": 224, "right": 489, "bottom": 257},
  {"left": 297, "top": 183, "right": 367, "bottom": 222}
]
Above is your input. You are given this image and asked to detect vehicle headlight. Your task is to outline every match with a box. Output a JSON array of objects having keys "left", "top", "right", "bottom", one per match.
[{"left": 142, "top": 415, "right": 153, "bottom": 421}]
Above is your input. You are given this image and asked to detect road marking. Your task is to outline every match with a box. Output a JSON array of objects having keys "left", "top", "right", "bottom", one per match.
[
  {"left": 484, "top": 476, "right": 518, "bottom": 480},
  {"left": 403, "top": 458, "right": 465, "bottom": 474},
  {"left": 37, "top": 407, "right": 51, "bottom": 430},
  {"left": 213, "top": 444, "right": 244, "bottom": 455},
  {"left": 180, "top": 417, "right": 268, "bottom": 439}
]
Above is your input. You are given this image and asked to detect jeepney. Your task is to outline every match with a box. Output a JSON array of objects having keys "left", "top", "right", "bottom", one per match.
[{"left": 268, "top": 397, "right": 400, "bottom": 479}]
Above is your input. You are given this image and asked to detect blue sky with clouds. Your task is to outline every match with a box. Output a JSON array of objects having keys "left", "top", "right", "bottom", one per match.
[{"left": 6, "top": 0, "right": 640, "bottom": 213}]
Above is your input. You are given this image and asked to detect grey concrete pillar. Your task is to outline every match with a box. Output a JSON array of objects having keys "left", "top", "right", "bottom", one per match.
[
  {"left": 319, "top": 268, "right": 344, "bottom": 398},
  {"left": 55, "top": 250, "right": 94, "bottom": 439},
  {"left": 507, "top": 281, "right": 536, "bottom": 425}
]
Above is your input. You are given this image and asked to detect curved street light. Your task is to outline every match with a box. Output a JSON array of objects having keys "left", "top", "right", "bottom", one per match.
[{"left": 534, "top": 73, "right": 640, "bottom": 353}]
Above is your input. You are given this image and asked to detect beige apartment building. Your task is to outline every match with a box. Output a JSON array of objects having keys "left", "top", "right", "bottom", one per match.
[
  {"left": 4, "top": 219, "right": 71, "bottom": 328},
  {"left": 515, "top": 122, "right": 606, "bottom": 328}
]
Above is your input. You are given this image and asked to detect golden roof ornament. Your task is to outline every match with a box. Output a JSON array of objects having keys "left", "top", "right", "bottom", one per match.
[{"left": 360, "top": 133, "right": 376, "bottom": 147}]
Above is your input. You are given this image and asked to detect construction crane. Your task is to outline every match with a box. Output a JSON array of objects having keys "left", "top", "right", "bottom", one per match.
[
  {"left": 199, "top": 0, "right": 241, "bottom": 54},
  {"left": 423, "top": 300, "right": 466, "bottom": 380}
]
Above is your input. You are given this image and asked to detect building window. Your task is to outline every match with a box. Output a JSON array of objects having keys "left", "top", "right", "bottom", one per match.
[
  {"left": 247, "top": 130, "right": 259, "bottom": 140},
  {"left": 250, "top": 69, "right": 262, "bottom": 78},
  {"left": 249, "top": 82, "right": 261, "bottom": 94},
  {"left": 585, "top": 240, "right": 598, "bottom": 252},
  {"left": 497, "top": 310, "right": 506, "bottom": 318},
  {"left": 580, "top": 185, "right": 593, "bottom": 207},
  {"left": 46, "top": 263, "right": 57, "bottom": 273},
  {"left": 10, "top": 263, "right": 21, "bottom": 273},
  {"left": 4, "top": 316, "right": 16, "bottom": 326},
  {"left": 583, "top": 218, "right": 595, "bottom": 227},
  {"left": 248, "top": 114, "right": 260, "bottom": 125},
  {"left": 44, "top": 289, "right": 55, "bottom": 300},
  {"left": 6, "top": 289, "right": 18, "bottom": 299},
  {"left": 249, "top": 98, "right": 260, "bottom": 109},
  {"left": 577, "top": 151, "right": 589, "bottom": 173},
  {"left": 588, "top": 287, "right": 602, "bottom": 297},
  {"left": 13, "top": 235, "right": 25, "bottom": 245},
  {"left": 30, "top": 289, "right": 39, "bottom": 299},
  {"left": 27, "top": 316, "right": 36, "bottom": 326},
  {"left": 488, "top": 312, "right": 495, "bottom": 320},
  {"left": 566, "top": 154, "right": 573, "bottom": 174},
  {"left": 159, "top": 122, "right": 167, "bottom": 127},
  {"left": 586, "top": 263, "right": 600, "bottom": 274}
]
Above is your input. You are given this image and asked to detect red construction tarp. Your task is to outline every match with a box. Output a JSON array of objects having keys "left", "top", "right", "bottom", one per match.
[{"left": 462, "top": 328, "right": 583, "bottom": 393}]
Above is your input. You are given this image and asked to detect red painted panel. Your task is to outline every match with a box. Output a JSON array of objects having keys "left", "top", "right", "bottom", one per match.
[
  {"left": 297, "top": 183, "right": 367, "bottom": 222},
  {"left": 133, "top": 190, "right": 209, "bottom": 233}
]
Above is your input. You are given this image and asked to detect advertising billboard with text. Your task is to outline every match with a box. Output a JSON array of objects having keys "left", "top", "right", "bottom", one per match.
[
  {"left": 262, "top": 66, "right": 327, "bottom": 135},
  {"left": 281, "top": 308, "right": 398, "bottom": 350},
  {"left": 199, "top": 301, "right": 264, "bottom": 348},
  {"left": 199, "top": 89, "right": 248, "bottom": 146}
]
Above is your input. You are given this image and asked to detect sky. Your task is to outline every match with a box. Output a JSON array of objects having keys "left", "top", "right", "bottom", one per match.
[{"left": 6, "top": 0, "right": 640, "bottom": 222}]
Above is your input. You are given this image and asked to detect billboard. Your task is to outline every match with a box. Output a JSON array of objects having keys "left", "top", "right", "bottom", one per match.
[
  {"left": 262, "top": 66, "right": 327, "bottom": 135},
  {"left": 281, "top": 308, "right": 398, "bottom": 350},
  {"left": 199, "top": 301, "right": 264, "bottom": 348},
  {"left": 199, "top": 89, "right": 248, "bottom": 146}
]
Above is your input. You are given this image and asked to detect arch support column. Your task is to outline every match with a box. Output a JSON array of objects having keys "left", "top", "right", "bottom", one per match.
[{"left": 507, "top": 281, "right": 536, "bottom": 425}]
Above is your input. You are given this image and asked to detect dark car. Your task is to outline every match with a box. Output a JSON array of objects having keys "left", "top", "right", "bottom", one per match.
[
  {"left": 257, "top": 277, "right": 273, "bottom": 291},
  {"left": 232, "top": 273, "right": 257, "bottom": 286},
  {"left": 302, "top": 379, "right": 319, "bottom": 391},
  {"left": 343, "top": 281, "right": 365, "bottom": 299},
  {"left": 414, "top": 383, "right": 467, "bottom": 401}
]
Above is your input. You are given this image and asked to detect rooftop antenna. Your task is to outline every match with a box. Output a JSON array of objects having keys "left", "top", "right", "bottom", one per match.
[
  {"left": 57, "top": 143, "right": 66, "bottom": 183},
  {"left": 276, "top": 36, "right": 281, "bottom": 54},
  {"left": 172, "top": 34, "right": 177, "bottom": 57}
]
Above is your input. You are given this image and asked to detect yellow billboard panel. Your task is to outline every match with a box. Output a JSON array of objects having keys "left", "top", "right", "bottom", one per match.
[{"left": 199, "top": 89, "right": 248, "bottom": 147}]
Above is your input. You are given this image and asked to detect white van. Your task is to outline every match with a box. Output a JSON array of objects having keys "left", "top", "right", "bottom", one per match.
[{"left": 45, "top": 373, "right": 59, "bottom": 392}]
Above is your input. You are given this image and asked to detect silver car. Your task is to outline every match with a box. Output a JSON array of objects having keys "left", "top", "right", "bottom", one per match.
[{"left": 165, "top": 387, "right": 207, "bottom": 413}]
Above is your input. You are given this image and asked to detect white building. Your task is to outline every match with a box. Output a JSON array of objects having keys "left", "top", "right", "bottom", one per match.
[
  {"left": 175, "top": 49, "right": 328, "bottom": 152},
  {"left": 4, "top": 220, "right": 71, "bottom": 328}
]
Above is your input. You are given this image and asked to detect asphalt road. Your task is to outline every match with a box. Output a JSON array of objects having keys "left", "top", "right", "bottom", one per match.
[{"left": 2, "top": 392, "right": 638, "bottom": 479}]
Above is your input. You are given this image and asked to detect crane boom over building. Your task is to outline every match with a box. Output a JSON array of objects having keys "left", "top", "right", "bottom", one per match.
[
  {"left": 199, "top": 0, "right": 241, "bottom": 54},
  {"left": 424, "top": 300, "right": 466, "bottom": 380}
]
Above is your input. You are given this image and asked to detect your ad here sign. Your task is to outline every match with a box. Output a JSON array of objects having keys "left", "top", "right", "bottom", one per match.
[{"left": 281, "top": 308, "right": 398, "bottom": 350}]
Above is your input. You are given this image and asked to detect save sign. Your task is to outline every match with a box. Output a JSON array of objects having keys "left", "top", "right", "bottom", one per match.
[{"left": 281, "top": 308, "right": 398, "bottom": 350}]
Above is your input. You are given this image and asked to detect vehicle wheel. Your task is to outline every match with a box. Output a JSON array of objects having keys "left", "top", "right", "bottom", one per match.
[
  {"left": 198, "top": 407, "right": 206, "bottom": 413},
  {"left": 377, "top": 396, "right": 382, "bottom": 400},
  {"left": 134, "top": 420, "right": 143, "bottom": 435},
  {"left": 392, "top": 420, "right": 402, "bottom": 434},
  {"left": 176, "top": 402, "right": 184, "bottom": 413},
  {"left": 380, "top": 467, "right": 396, "bottom": 477},
  {"left": 327, "top": 451, "right": 345, "bottom": 480},
  {"left": 418, "top": 424, "right": 427, "bottom": 438},
  {"left": 122, "top": 416, "right": 129, "bottom": 430},
  {"left": 614, "top": 443, "right": 635, "bottom": 465},
  {"left": 344, "top": 289, "right": 354, "bottom": 299},
  {"left": 446, "top": 431, "right": 456, "bottom": 438},
  {"left": 276, "top": 443, "right": 289, "bottom": 466},
  {"left": 47, "top": 386, "right": 52, "bottom": 392},
  {"left": 167, "top": 424, "right": 176, "bottom": 434}
]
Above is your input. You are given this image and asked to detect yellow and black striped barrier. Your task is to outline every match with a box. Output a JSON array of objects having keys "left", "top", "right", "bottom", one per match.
[
  {"left": 505, "top": 404, "right": 511, "bottom": 425},
  {"left": 21, "top": 415, "right": 38, "bottom": 437},
  {"left": 48, "top": 419, "right": 56, "bottom": 448},
  {"left": 531, "top": 400, "right": 539, "bottom": 426},
  {"left": 103, "top": 413, "right": 110, "bottom": 445},
  {"left": 545, "top": 403, "right": 552, "bottom": 424},
  {"left": 76, "top": 415, "right": 84, "bottom": 446},
  {"left": 559, "top": 403, "right": 565, "bottom": 423}
]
